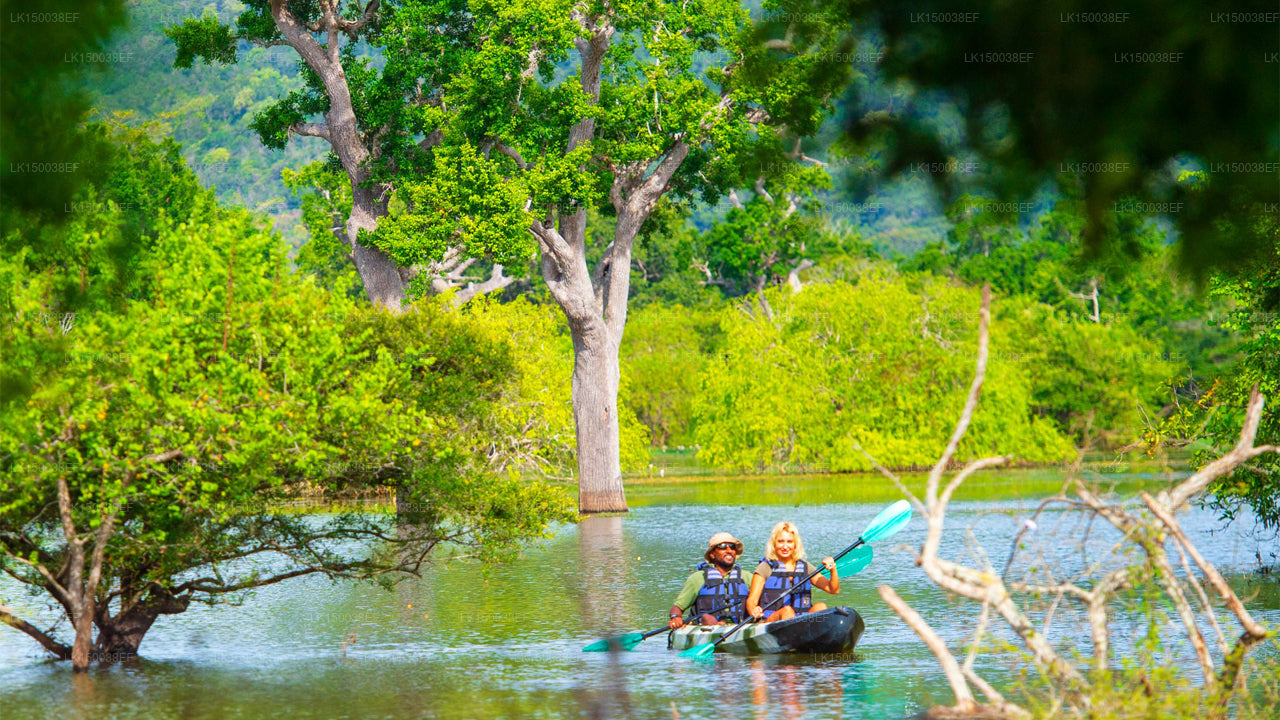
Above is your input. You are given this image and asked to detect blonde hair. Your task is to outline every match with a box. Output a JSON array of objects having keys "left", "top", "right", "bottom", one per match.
[{"left": 764, "top": 521, "right": 807, "bottom": 563}]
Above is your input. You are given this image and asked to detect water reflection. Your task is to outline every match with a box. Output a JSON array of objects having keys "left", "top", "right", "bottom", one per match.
[
  {"left": 580, "top": 649, "right": 635, "bottom": 720},
  {"left": 577, "top": 515, "right": 630, "bottom": 630},
  {"left": 0, "top": 486, "right": 1275, "bottom": 720},
  {"left": 750, "top": 659, "right": 811, "bottom": 720}
]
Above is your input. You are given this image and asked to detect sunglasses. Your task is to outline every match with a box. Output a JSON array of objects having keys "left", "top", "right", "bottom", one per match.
[{"left": 713, "top": 543, "right": 738, "bottom": 551}]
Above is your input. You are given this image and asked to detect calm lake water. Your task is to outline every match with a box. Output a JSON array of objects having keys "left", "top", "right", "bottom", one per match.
[{"left": 3, "top": 470, "right": 1278, "bottom": 719}]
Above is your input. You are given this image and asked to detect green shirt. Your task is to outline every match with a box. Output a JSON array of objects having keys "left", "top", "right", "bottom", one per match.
[{"left": 672, "top": 567, "right": 756, "bottom": 613}]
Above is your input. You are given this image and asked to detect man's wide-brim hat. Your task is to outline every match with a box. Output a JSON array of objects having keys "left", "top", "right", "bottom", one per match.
[{"left": 704, "top": 532, "right": 744, "bottom": 561}]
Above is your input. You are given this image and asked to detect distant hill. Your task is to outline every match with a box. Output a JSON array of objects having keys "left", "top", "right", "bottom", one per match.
[{"left": 92, "top": 0, "right": 327, "bottom": 245}]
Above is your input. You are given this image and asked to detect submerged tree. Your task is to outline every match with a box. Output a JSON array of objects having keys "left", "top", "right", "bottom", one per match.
[
  {"left": 0, "top": 129, "right": 574, "bottom": 670},
  {"left": 368, "top": 0, "right": 850, "bottom": 512}
]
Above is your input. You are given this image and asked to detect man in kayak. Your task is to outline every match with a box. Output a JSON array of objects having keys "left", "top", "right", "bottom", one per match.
[
  {"left": 668, "top": 532, "right": 754, "bottom": 628},
  {"left": 745, "top": 521, "right": 838, "bottom": 622}
]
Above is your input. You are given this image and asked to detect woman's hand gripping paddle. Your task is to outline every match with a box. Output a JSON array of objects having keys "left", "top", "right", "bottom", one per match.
[{"left": 677, "top": 500, "right": 912, "bottom": 660}]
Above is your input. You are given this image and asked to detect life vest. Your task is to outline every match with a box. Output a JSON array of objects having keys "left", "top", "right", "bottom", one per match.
[
  {"left": 759, "top": 558, "right": 812, "bottom": 612},
  {"left": 694, "top": 562, "right": 749, "bottom": 622}
]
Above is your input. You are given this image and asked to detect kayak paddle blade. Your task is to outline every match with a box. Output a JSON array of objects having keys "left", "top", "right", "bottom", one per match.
[
  {"left": 678, "top": 641, "right": 718, "bottom": 660},
  {"left": 826, "top": 544, "right": 872, "bottom": 577},
  {"left": 582, "top": 632, "right": 643, "bottom": 652},
  {"left": 860, "top": 500, "right": 913, "bottom": 543}
]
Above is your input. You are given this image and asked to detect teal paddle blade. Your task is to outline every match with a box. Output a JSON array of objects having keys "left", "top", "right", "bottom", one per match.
[
  {"left": 678, "top": 641, "right": 718, "bottom": 659},
  {"left": 860, "top": 500, "right": 913, "bottom": 543},
  {"left": 826, "top": 544, "right": 873, "bottom": 578},
  {"left": 582, "top": 632, "right": 643, "bottom": 652}
]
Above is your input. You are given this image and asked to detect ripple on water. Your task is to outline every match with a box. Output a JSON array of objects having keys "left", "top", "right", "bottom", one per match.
[{"left": 2, "top": 489, "right": 1277, "bottom": 719}]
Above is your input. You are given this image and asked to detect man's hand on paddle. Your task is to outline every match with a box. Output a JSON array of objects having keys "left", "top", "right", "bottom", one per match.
[{"left": 668, "top": 605, "right": 685, "bottom": 629}]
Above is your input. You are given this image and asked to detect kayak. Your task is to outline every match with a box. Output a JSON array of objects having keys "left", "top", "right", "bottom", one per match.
[{"left": 667, "top": 606, "right": 864, "bottom": 655}]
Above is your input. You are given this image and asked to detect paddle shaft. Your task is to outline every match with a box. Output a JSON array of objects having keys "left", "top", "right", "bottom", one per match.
[
  {"left": 630, "top": 609, "right": 700, "bottom": 644},
  {"left": 647, "top": 590, "right": 750, "bottom": 639},
  {"left": 702, "top": 537, "right": 866, "bottom": 652}
]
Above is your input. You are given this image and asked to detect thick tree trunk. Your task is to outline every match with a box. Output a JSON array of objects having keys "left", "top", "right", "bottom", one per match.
[
  {"left": 527, "top": 22, "right": 691, "bottom": 514},
  {"left": 348, "top": 186, "right": 406, "bottom": 312},
  {"left": 71, "top": 603, "right": 93, "bottom": 670},
  {"left": 570, "top": 320, "right": 627, "bottom": 513},
  {"left": 268, "top": 2, "right": 406, "bottom": 313},
  {"left": 92, "top": 592, "right": 189, "bottom": 661}
]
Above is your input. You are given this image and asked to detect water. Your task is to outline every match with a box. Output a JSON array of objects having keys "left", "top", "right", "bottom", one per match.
[{"left": 2, "top": 471, "right": 1278, "bottom": 719}]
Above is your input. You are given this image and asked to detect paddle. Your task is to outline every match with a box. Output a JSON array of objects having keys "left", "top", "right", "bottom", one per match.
[
  {"left": 826, "top": 544, "right": 872, "bottom": 578},
  {"left": 582, "top": 620, "right": 685, "bottom": 653},
  {"left": 677, "top": 500, "right": 912, "bottom": 660},
  {"left": 582, "top": 546, "right": 874, "bottom": 653}
]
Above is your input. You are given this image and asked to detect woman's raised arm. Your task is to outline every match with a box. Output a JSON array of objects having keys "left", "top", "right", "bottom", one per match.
[{"left": 811, "top": 556, "right": 839, "bottom": 594}]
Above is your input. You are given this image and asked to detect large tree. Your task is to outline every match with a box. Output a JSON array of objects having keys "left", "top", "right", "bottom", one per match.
[
  {"left": 166, "top": 0, "right": 517, "bottom": 310},
  {"left": 0, "top": 128, "right": 574, "bottom": 670},
  {"left": 367, "top": 0, "right": 850, "bottom": 512}
]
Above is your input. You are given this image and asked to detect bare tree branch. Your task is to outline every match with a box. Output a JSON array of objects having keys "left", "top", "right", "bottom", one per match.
[
  {"left": 1165, "top": 386, "right": 1277, "bottom": 509},
  {"left": 879, "top": 585, "right": 979, "bottom": 714},
  {"left": 0, "top": 606, "right": 71, "bottom": 658},
  {"left": 290, "top": 122, "right": 331, "bottom": 141},
  {"left": 927, "top": 283, "right": 991, "bottom": 507}
]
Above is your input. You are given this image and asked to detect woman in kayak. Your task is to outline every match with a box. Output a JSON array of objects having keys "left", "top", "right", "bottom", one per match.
[{"left": 744, "top": 521, "right": 838, "bottom": 622}]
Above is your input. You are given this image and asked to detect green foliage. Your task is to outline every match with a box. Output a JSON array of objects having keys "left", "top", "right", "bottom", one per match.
[
  {"left": 368, "top": 0, "right": 841, "bottom": 273},
  {"left": 459, "top": 297, "right": 652, "bottom": 474},
  {"left": 0, "top": 121, "right": 208, "bottom": 318},
  {"left": 903, "top": 186, "right": 1231, "bottom": 378},
  {"left": 620, "top": 304, "right": 723, "bottom": 446},
  {"left": 805, "top": 0, "right": 1279, "bottom": 278},
  {"left": 1000, "top": 300, "right": 1169, "bottom": 445},
  {"left": 1196, "top": 227, "right": 1280, "bottom": 530},
  {"left": 692, "top": 270, "right": 1077, "bottom": 471},
  {"left": 367, "top": 142, "right": 538, "bottom": 271},
  {"left": 165, "top": 12, "right": 238, "bottom": 68},
  {"left": 1040, "top": 660, "right": 1280, "bottom": 720},
  {"left": 282, "top": 160, "right": 363, "bottom": 298},
  {"left": 0, "top": 0, "right": 128, "bottom": 219},
  {"left": 697, "top": 174, "right": 829, "bottom": 294},
  {"left": 0, "top": 129, "right": 575, "bottom": 658}
]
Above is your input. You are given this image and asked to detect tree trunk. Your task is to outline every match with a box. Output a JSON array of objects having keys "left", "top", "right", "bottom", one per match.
[
  {"left": 268, "top": 1, "right": 407, "bottom": 313},
  {"left": 570, "top": 320, "right": 627, "bottom": 514},
  {"left": 348, "top": 186, "right": 406, "bottom": 312},
  {"left": 93, "top": 592, "right": 189, "bottom": 661},
  {"left": 56, "top": 476, "right": 92, "bottom": 672}
]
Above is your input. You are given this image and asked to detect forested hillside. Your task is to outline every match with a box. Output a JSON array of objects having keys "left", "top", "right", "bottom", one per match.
[{"left": 93, "top": 1, "right": 327, "bottom": 243}]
